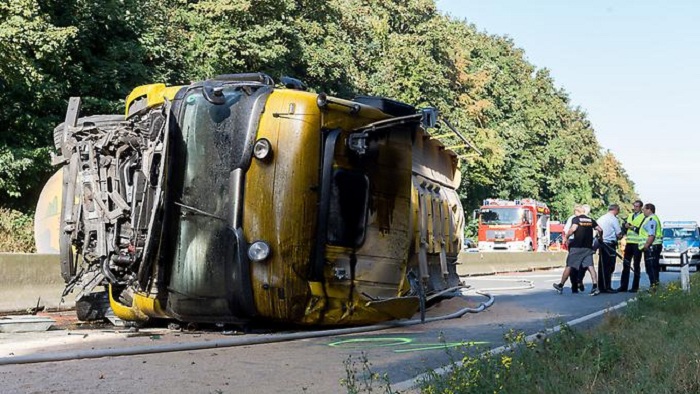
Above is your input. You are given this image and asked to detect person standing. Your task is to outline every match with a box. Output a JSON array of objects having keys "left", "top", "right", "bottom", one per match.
[
  {"left": 553, "top": 209, "right": 603, "bottom": 296},
  {"left": 618, "top": 200, "right": 645, "bottom": 292},
  {"left": 577, "top": 204, "right": 594, "bottom": 288},
  {"left": 563, "top": 204, "right": 585, "bottom": 293},
  {"left": 640, "top": 203, "right": 663, "bottom": 289},
  {"left": 596, "top": 204, "right": 623, "bottom": 293}
]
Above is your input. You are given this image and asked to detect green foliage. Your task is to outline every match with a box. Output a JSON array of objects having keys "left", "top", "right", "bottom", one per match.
[
  {"left": 1, "top": 0, "right": 637, "bottom": 227},
  {"left": 0, "top": 0, "right": 77, "bottom": 207},
  {"left": 340, "top": 352, "right": 397, "bottom": 394},
  {"left": 0, "top": 207, "right": 36, "bottom": 252},
  {"left": 0, "top": 145, "right": 51, "bottom": 199},
  {"left": 162, "top": 0, "right": 298, "bottom": 81},
  {"left": 0, "top": 0, "right": 155, "bottom": 209}
]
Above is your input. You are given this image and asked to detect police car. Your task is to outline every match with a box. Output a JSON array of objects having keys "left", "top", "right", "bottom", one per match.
[{"left": 660, "top": 221, "right": 700, "bottom": 271}]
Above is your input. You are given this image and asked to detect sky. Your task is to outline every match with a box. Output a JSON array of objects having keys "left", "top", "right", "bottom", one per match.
[{"left": 436, "top": 0, "right": 700, "bottom": 222}]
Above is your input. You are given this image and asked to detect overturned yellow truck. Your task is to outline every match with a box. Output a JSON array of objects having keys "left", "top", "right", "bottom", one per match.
[{"left": 48, "top": 73, "right": 465, "bottom": 326}]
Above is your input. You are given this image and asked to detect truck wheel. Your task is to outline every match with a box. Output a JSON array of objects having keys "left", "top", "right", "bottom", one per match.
[{"left": 75, "top": 291, "right": 111, "bottom": 321}]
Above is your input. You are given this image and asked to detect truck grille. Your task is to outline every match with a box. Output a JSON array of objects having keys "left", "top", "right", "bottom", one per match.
[{"left": 486, "top": 230, "right": 515, "bottom": 240}]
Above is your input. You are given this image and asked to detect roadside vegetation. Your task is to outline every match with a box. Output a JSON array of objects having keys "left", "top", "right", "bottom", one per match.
[
  {"left": 341, "top": 275, "right": 700, "bottom": 393},
  {"left": 0, "top": 207, "right": 35, "bottom": 252}
]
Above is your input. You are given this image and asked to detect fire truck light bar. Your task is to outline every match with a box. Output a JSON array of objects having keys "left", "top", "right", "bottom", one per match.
[{"left": 482, "top": 198, "right": 550, "bottom": 212}]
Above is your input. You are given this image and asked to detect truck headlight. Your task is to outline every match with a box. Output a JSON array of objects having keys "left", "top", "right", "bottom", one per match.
[
  {"left": 253, "top": 138, "right": 272, "bottom": 161},
  {"left": 688, "top": 247, "right": 700, "bottom": 254},
  {"left": 248, "top": 241, "right": 271, "bottom": 262}
]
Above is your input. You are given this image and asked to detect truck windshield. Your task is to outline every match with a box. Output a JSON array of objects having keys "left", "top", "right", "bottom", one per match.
[
  {"left": 177, "top": 88, "right": 247, "bottom": 221},
  {"left": 663, "top": 227, "right": 699, "bottom": 239},
  {"left": 170, "top": 84, "right": 269, "bottom": 298},
  {"left": 480, "top": 208, "right": 524, "bottom": 225}
]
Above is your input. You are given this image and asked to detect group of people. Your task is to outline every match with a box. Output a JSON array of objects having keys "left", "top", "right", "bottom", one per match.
[{"left": 552, "top": 200, "right": 663, "bottom": 295}]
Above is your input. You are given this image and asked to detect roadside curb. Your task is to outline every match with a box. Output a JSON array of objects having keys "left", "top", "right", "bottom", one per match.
[{"left": 457, "top": 251, "right": 566, "bottom": 276}]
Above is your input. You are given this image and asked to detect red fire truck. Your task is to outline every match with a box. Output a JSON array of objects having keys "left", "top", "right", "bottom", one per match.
[{"left": 476, "top": 198, "right": 551, "bottom": 252}]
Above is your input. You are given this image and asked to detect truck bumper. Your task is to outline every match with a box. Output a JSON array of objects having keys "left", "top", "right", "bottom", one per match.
[{"left": 478, "top": 240, "right": 529, "bottom": 252}]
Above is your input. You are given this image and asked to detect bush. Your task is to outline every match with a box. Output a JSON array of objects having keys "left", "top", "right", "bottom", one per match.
[{"left": 0, "top": 207, "right": 36, "bottom": 252}]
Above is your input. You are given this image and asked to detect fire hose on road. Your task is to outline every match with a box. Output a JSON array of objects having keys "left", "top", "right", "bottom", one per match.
[{"left": 0, "top": 289, "right": 494, "bottom": 366}]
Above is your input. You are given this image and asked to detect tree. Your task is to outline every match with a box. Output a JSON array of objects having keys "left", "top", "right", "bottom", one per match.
[
  {"left": 0, "top": 0, "right": 76, "bottom": 206},
  {"left": 0, "top": 0, "right": 638, "bottom": 234}
]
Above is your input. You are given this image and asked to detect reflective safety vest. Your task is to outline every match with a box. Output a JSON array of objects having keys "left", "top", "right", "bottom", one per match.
[
  {"left": 639, "top": 214, "right": 663, "bottom": 245},
  {"left": 625, "top": 212, "right": 646, "bottom": 244}
]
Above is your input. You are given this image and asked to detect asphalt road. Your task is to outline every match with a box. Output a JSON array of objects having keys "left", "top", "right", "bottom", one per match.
[{"left": 0, "top": 265, "right": 688, "bottom": 394}]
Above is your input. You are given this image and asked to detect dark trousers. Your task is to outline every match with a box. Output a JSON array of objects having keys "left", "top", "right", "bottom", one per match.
[
  {"left": 644, "top": 245, "right": 662, "bottom": 287},
  {"left": 597, "top": 242, "right": 617, "bottom": 291},
  {"left": 570, "top": 265, "right": 588, "bottom": 290},
  {"left": 619, "top": 243, "right": 642, "bottom": 291}
]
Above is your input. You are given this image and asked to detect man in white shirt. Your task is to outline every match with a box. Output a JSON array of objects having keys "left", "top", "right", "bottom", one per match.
[{"left": 596, "top": 204, "right": 623, "bottom": 293}]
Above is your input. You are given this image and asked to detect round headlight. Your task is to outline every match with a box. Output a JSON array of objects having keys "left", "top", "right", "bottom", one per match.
[
  {"left": 248, "top": 241, "right": 271, "bottom": 262},
  {"left": 316, "top": 93, "right": 328, "bottom": 108},
  {"left": 253, "top": 138, "right": 272, "bottom": 160}
]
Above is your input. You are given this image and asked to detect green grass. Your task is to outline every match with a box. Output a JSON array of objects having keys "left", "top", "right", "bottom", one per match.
[
  {"left": 419, "top": 277, "right": 700, "bottom": 393},
  {"left": 341, "top": 276, "right": 700, "bottom": 393}
]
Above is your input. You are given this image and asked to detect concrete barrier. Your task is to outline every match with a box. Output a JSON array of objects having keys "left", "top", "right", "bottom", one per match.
[
  {"left": 0, "top": 253, "right": 74, "bottom": 313},
  {"left": 0, "top": 251, "right": 567, "bottom": 313},
  {"left": 457, "top": 251, "right": 566, "bottom": 276}
]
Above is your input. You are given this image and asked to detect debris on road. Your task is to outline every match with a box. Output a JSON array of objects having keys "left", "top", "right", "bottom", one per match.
[{"left": 0, "top": 315, "right": 55, "bottom": 333}]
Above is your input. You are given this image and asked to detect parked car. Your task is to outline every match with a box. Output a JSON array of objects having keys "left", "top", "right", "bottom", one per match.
[{"left": 660, "top": 221, "right": 700, "bottom": 271}]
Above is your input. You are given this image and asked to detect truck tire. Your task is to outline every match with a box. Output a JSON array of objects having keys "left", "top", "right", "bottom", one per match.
[
  {"left": 75, "top": 291, "right": 111, "bottom": 322},
  {"left": 53, "top": 115, "right": 125, "bottom": 153}
]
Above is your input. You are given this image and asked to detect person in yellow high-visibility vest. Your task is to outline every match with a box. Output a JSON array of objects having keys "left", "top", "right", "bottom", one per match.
[
  {"left": 640, "top": 203, "right": 663, "bottom": 289},
  {"left": 617, "top": 200, "right": 645, "bottom": 292}
]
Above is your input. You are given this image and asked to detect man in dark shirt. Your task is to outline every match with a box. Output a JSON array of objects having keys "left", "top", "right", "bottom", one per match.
[{"left": 553, "top": 212, "right": 604, "bottom": 296}]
